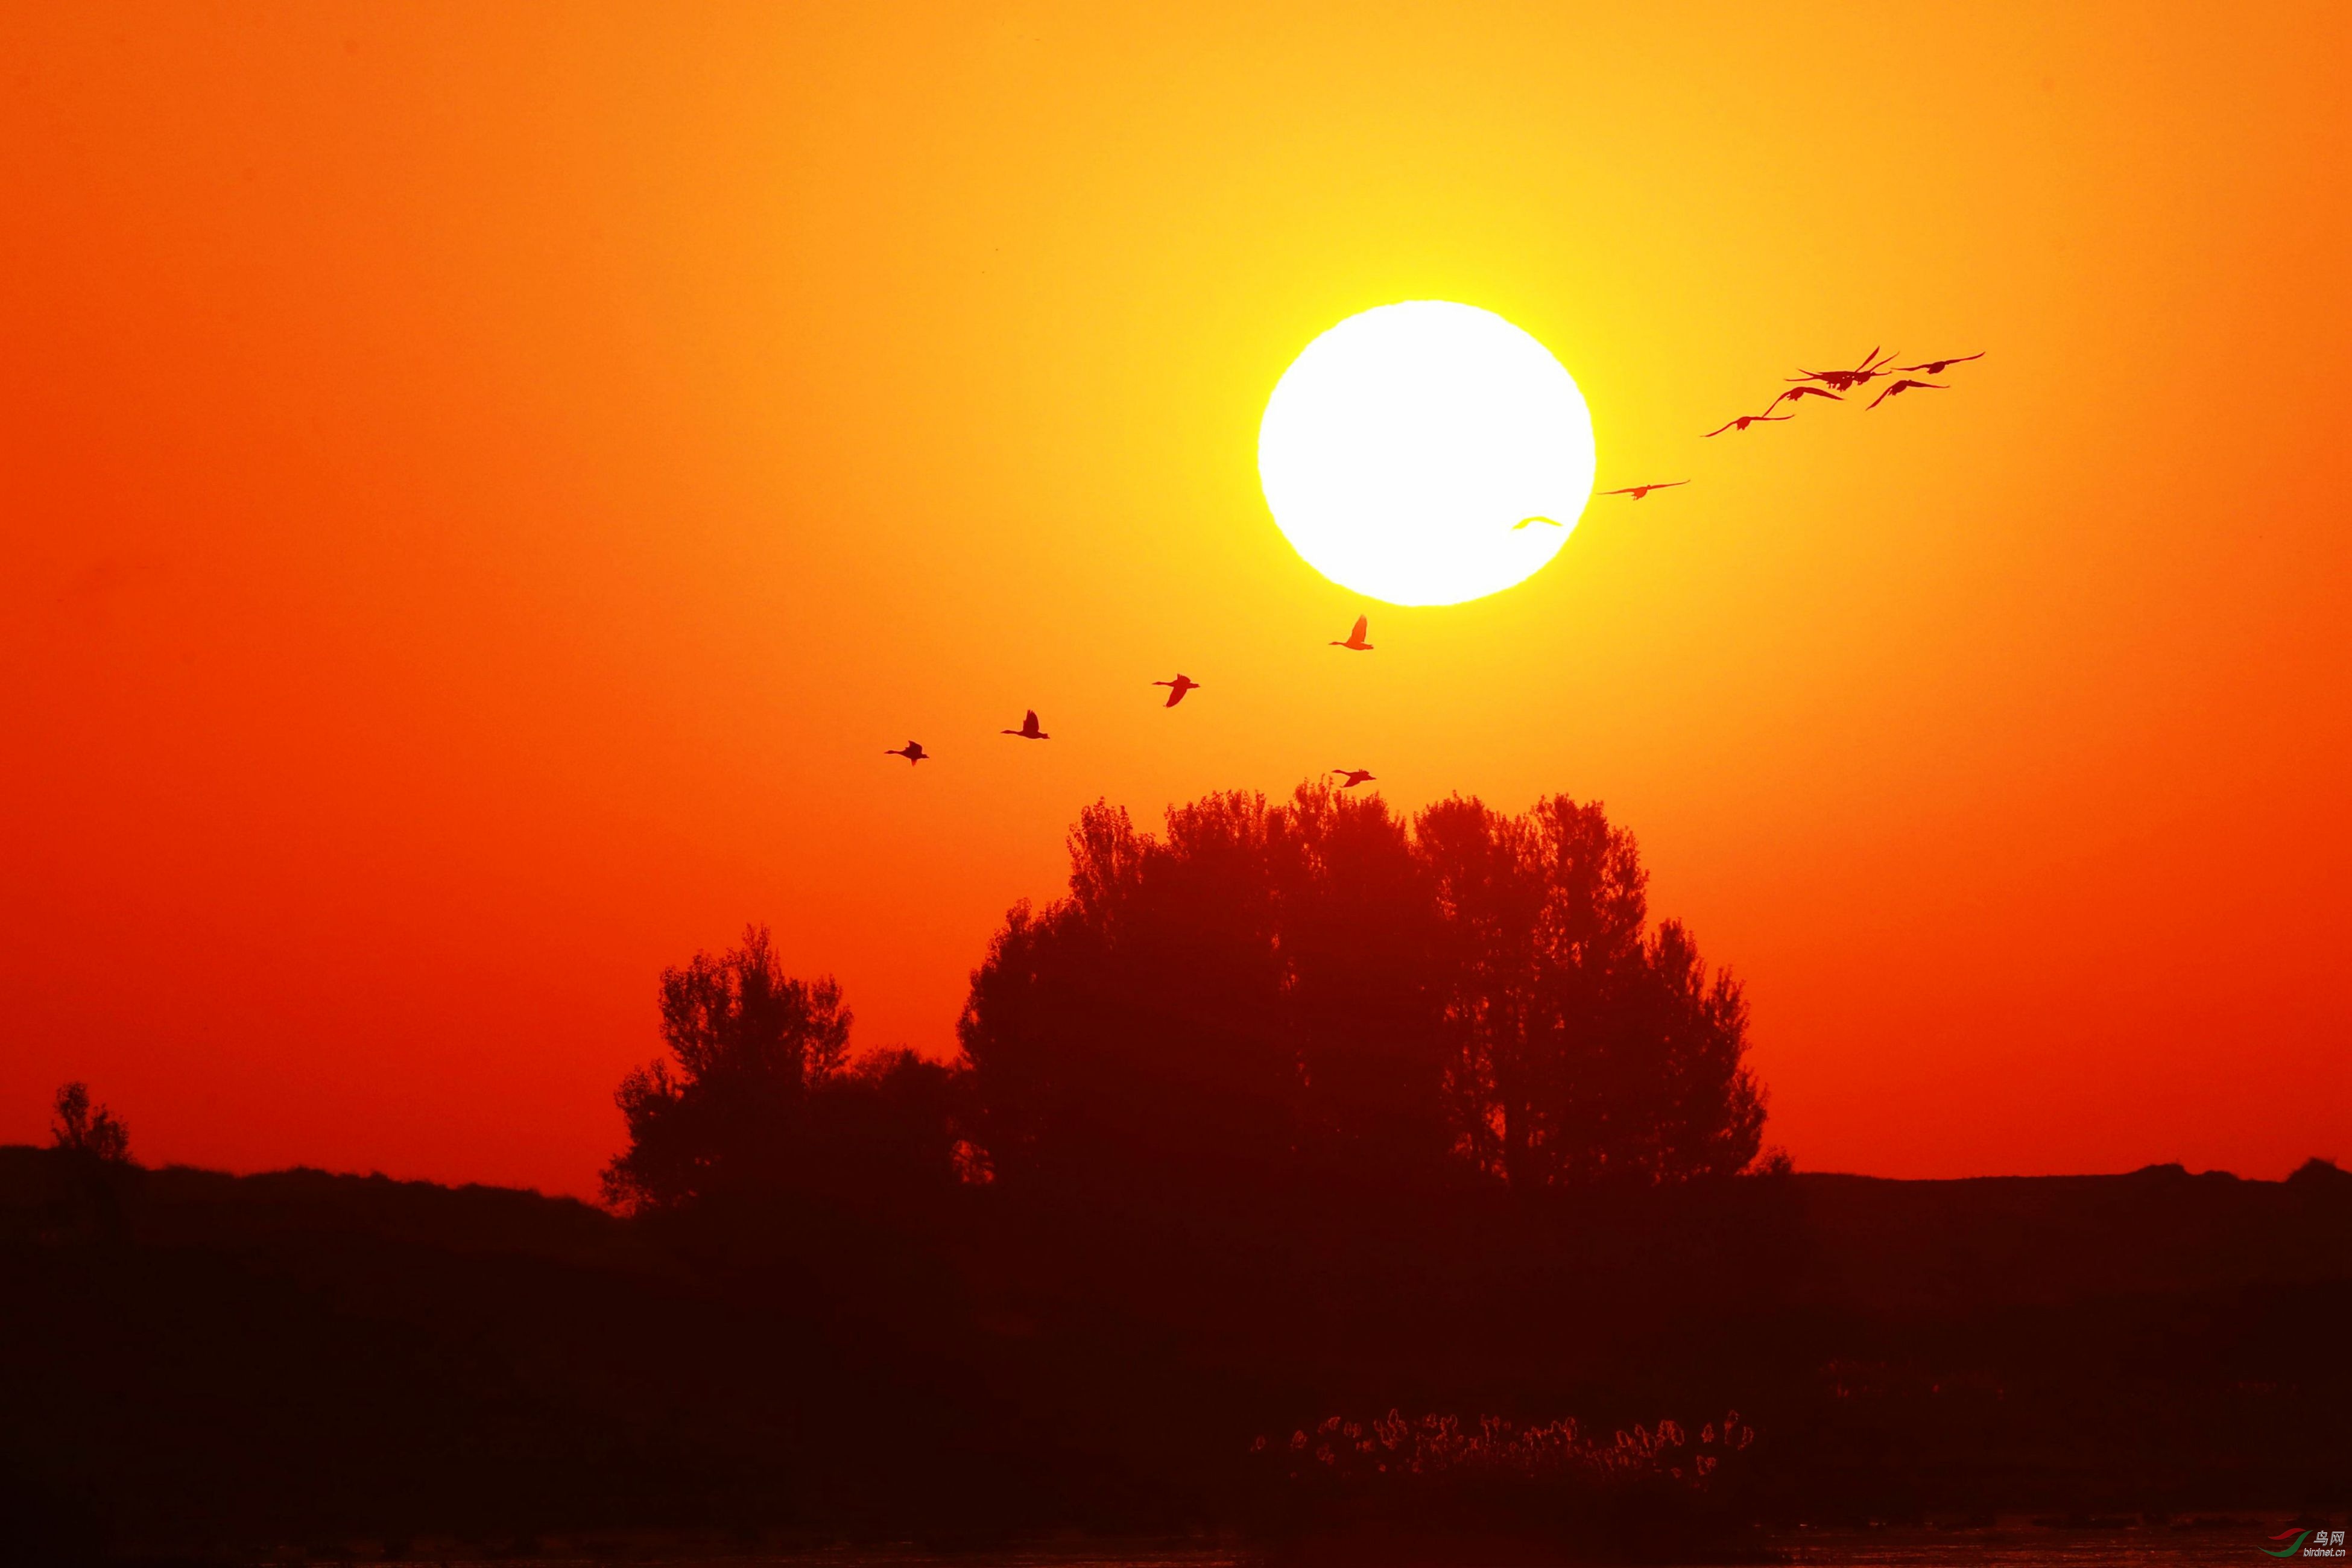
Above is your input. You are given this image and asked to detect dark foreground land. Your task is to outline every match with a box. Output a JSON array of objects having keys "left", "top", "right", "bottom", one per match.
[{"left": 3, "top": 1147, "right": 2348, "bottom": 1563}]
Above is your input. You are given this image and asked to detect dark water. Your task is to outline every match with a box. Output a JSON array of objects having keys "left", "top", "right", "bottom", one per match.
[{"left": 387, "top": 1526, "right": 2343, "bottom": 1568}]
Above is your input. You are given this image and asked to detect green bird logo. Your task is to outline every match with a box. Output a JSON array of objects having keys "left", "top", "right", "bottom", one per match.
[{"left": 2263, "top": 1529, "right": 2310, "bottom": 1558}]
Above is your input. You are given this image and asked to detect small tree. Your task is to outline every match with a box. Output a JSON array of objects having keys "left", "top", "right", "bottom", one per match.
[
  {"left": 51, "top": 1082, "right": 131, "bottom": 1165},
  {"left": 602, "top": 926, "right": 852, "bottom": 1213}
]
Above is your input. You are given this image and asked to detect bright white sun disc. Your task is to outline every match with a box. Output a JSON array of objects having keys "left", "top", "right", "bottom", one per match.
[{"left": 1257, "top": 301, "right": 1595, "bottom": 606}]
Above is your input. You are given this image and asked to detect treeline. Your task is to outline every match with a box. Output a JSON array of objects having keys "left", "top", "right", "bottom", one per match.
[
  {"left": 571, "top": 783, "right": 1798, "bottom": 1549},
  {"left": 17, "top": 783, "right": 2345, "bottom": 1557},
  {"left": 605, "top": 782, "right": 1775, "bottom": 1222}
]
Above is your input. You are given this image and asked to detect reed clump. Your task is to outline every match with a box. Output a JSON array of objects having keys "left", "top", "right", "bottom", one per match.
[{"left": 1245, "top": 1409, "right": 1766, "bottom": 1564}]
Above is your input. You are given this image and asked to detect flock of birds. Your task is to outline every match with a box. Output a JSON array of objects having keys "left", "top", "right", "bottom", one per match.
[
  {"left": 880, "top": 616, "right": 1380, "bottom": 784},
  {"left": 886, "top": 346, "right": 1982, "bottom": 780},
  {"left": 1703, "top": 346, "right": 1985, "bottom": 437}
]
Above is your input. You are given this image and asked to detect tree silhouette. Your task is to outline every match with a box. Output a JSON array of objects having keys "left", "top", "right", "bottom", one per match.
[
  {"left": 603, "top": 926, "right": 973, "bottom": 1219},
  {"left": 1276, "top": 783, "right": 1453, "bottom": 1185},
  {"left": 958, "top": 795, "right": 1296, "bottom": 1201},
  {"left": 602, "top": 925, "right": 853, "bottom": 1212},
  {"left": 960, "top": 783, "right": 1766, "bottom": 1201},
  {"left": 51, "top": 1081, "right": 131, "bottom": 1165}
]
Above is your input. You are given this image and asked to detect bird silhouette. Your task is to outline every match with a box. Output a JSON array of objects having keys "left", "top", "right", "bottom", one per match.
[
  {"left": 1513, "top": 515, "right": 1564, "bottom": 529},
  {"left": 1599, "top": 481, "right": 1689, "bottom": 499},
  {"left": 1704, "top": 413, "right": 1792, "bottom": 437},
  {"left": 1152, "top": 674, "right": 1201, "bottom": 707},
  {"left": 1330, "top": 615, "right": 1373, "bottom": 651},
  {"left": 1790, "top": 347, "right": 1897, "bottom": 391},
  {"left": 1330, "top": 768, "right": 1376, "bottom": 789},
  {"left": 1868, "top": 378, "right": 1946, "bottom": 409},
  {"left": 1765, "top": 385, "right": 1845, "bottom": 413},
  {"left": 885, "top": 741, "right": 928, "bottom": 765},
  {"left": 1001, "top": 710, "right": 1049, "bottom": 740},
  {"left": 1892, "top": 352, "right": 1984, "bottom": 375}
]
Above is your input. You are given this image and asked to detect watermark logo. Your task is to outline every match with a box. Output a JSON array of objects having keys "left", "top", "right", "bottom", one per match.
[{"left": 2268, "top": 1528, "right": 2347, "bottom": 1560}]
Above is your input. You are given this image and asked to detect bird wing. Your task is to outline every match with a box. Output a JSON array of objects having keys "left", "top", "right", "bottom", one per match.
[
  {"left": 1703, "top": 420, "right": 1736, "bottom": 437},
  {"left": 1350, "top": 615, "right": 1367, "bottom": 642},
  {"left": 1024, "top": 709, "right": 1038, "bottom": 729}
]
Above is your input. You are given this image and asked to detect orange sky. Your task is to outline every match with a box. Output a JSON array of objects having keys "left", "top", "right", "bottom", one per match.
[{"left": 5, "top": 2, "right": 2346, "bottom": 1193}]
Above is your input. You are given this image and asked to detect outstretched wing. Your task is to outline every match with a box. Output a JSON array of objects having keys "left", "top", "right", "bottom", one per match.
[
  {"left": 1349, "top": 615, "right": 1368, "bottom": 642},
  {"left": 1896, "top": 350, "right": 1983, "bottom": 373},
  {"left": 1024, "top": 709, "right": 1038, "bottom": 729}
]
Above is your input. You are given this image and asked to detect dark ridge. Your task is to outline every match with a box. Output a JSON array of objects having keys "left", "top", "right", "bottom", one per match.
[{"left": 5, "top": 1143, "right": 2348, "bottom": 1560}]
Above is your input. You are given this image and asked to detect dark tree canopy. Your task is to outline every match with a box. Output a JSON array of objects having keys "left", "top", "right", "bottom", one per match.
[
  {"left": 959, "top": 783, "right": 1766, "bottom": 1201},
  {"left": 602, "top": 926, "right": 967, "bottom": 1215},
  {"left": 51, "top": 1081, "right": 131, "bottom": 1165}
]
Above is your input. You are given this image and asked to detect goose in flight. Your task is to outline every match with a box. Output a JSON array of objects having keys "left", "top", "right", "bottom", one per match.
[
  {"left": 1704, "top": 412, "right": 1791, "bottom": 437},
  {"left": 1892, "top": 352, "right": 1984, "bottom": 375},
  {"left": 1001, "top": 710, "right": 1049, "bottom": 740},
  {"left": 1764, "top": 385, "right": 1844, "bottom": 414},
  {"left": 1330, "top": 615, "right": 1373, "bottom": 651},
  {"left": 1599, "top": 481, "right": 1690, "bottom": 500},
  {"left": 1868, "top": 378, "right": 1946, "bottom": 409},
  {"left": 1790, "top": 347, "right": 1897, "bottom": 392},
  {"left": 885, "top": 741, "right": 928, "bottom": 765},
  {"left": 1152, "top": 674, "right": 1201, "bottom": 707},
  {"left": 1330, "top": 768, "right": 1376, "bottom": 789}
]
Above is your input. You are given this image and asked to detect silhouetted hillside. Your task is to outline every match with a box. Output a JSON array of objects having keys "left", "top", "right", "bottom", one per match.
[
  {"left": 4, "top": 1145, "right": 2346, "bottom": 1560},
  {"left": 0, "top": 1147, "right": 1040, "bottom": 1561},
  {"left": 1787, "top": 1160, "right": 2352, "bottom": 1308}
]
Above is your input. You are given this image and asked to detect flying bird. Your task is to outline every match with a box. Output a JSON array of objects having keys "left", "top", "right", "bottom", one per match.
[
  {"left": 1790, "top": 347, "right": 1897, "bottom": 391},
  {"left": 1892, "top": 352, "right": 1985, "bottom": 375},
  {"left": 1513, "top": 514, "right": 1563, "bottom": 529},
  {"left": 1330, "top": 768, "right": 1376, "bottom": 789},
  {"left": 1868, "top": 378, "right": 1946, "bottom": 409},
  {"left": 885, "top": 741, "right": 928, "bottom": 765},
  {"left": 1764, "top": 385, "right": 1844, "bottom": 413},
  {"left": 1152, "top": 674, "right": 1201, "bottom": 707},
  {"left": 1599, "top": 481, "right": 1689, "bottom": 500},
  {"left": 1001, "top": 710, "right": 1049, "bottom": 740},
  {"left": 1329, "top": 615, "right": 1373, "bottom": 651},
  {"left": 1703, "top": 413, "right": 1792, "bottom": 437}
]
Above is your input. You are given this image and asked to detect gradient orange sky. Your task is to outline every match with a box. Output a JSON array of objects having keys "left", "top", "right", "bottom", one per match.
[{"left": 5, "top": 3, "right": 2346, "bottom": 1194}]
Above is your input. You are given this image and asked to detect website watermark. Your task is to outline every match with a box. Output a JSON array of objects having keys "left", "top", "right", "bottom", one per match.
[{"left": 2266, "top": 1528, "right": 2347, "bottom": 1560}]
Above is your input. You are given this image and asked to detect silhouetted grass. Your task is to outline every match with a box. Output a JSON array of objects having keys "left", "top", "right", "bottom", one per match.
[{"left": 1244, "top": 1409, "right": 1770, "bottom": 1564}]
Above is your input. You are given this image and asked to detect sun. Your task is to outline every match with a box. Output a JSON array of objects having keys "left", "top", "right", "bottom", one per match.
[{"left": 1257, "top": 301, "right": 1596, "bottom": 607}]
